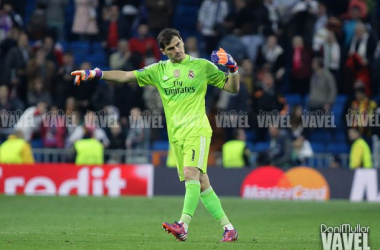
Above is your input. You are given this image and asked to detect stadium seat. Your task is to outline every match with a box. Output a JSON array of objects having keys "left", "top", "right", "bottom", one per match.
[
  {"left": 310, "top": 142, "right": 325, "bottom": 153},
  {"left": 309, "top": 130, "right": 332, "bottom": 143},
  {"left": 326, "top": 143, "right": 350, "bottom": 154},
  {"left": 246, "top": 141, "right": 255, "bottom": 152},
  {"left": 31, "top": 139, "right": 44, "bottom": 149},
  {"left": 304, "top": 95, "right": 309, "bottom": 106},
  {"left": 245, "top": 130, "right": 256, "bottom": 142},
  {"left": 335, "top": 95, "right": 348, "bottom": 106},
  {"left": 152, "top": 140, "right": 169, "bottom": 151},
  {"left": 334, "top": 132, "right": 347, "bottom": 143},
  {"left": 255, "top": 142, "right": 270, "bottom": 152},
  {"left": 284, "top": 94, "right": 302, "bottom": 107}
]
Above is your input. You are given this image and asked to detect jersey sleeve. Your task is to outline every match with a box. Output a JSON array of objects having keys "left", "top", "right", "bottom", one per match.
[
  {"left": 133, "top": 63, "right": 159, "bottom": 87},
  {"left": 204, "top": 60, "right": 228, "bottom": 89}
]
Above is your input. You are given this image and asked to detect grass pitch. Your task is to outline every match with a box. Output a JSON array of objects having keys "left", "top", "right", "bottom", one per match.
[{"left": 0, "top": 196, "right": 379, "bottom": 250}]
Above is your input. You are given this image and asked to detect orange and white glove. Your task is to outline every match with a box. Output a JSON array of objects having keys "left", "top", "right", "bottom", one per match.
[{"left": 71, "top": 67, "right": 103, "bottom": 85}]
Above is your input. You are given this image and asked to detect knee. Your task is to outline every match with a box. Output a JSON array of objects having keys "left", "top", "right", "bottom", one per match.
[
  {"left": 200, "top": 181, "right": 210, "bottom": 192},
  {"left": 183, "top": 167, "right": 200, "bottom": 181}
]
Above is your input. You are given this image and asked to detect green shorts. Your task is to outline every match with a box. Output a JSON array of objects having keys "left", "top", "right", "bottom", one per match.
[{"left": 170, "top": 136, "right": 211, "bottom": 181}]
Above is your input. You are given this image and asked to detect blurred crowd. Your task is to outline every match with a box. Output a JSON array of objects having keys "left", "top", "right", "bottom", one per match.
[{"left": 0, "top": 0, "right": 380, "bottom": 168}]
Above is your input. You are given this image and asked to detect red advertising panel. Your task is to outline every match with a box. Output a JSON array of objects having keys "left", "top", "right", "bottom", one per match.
[
  {"left": 241, "top": 166, "right": 330, "bottom": 201},
  {"left": 0, "top": 164, "right": 153, "bottom": 197}
]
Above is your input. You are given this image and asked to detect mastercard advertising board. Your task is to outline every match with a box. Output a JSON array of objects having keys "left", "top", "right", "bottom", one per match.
[{"left": 241, "top": 166, "right": 330, "bottom": 201}]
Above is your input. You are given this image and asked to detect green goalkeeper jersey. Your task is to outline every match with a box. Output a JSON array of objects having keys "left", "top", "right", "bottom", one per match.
[{"left": 133, "top": 55, "right": 227, "bottom": 143}]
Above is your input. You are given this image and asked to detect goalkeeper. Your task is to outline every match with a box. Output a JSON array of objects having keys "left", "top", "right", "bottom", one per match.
[{"left": 72, "top": 28, "right": 239, "bottom": 242}]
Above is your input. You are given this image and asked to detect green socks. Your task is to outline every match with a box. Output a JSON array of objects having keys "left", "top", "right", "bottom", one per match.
[
  {"left": 179, "top": 182, "right": 233, "bottom": 231},
  {"left": 180, "top": 180, "right": 201, "bottom": 226},
  {"left": 200, "top": 186, "right": 231, "bottom": 228}
]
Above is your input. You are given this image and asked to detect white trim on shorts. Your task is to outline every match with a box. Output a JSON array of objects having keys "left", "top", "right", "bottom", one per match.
[{"left": 197, "top": 136, "right": 206, "bottom": 169}]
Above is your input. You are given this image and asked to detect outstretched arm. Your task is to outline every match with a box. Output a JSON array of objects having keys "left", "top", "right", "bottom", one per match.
[
  {"left": 210, "top": 48, "right": 240, "bottom": 94},
  {"left": 102, "top": 71, "right": 136, "bottom": 83},
  {"left": 71, "top": 68, "right": 136, "bottom": 85}
]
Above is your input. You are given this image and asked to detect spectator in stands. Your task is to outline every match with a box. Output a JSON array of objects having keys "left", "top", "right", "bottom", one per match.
[
  {"left": 0, "top": 85, "right": 24, "bottom": 112},
  {"left": 185, "top": 36, "right": 200, "bottom": 58},
  {"left": 258, "top": 126, "right": 292, "bottom": 168},
  {"left": 107, "top": 121, "right": 125, "bottom": 150},
  {"left": 33, "top": 35, "right": 64, "bottom": 66},
  {"left": 101, "top": 4, "right": 129, "bottom": 54},
  {"left": 256, "top": 35, "right": 285, "bottom": 90},
  {"left": 68, "top": 111, "right": 110, "bottom": 148},
  {"left": 126, "top": 107, "right": 150, "bottom": 150},
  {"left": 145, "top": 0, "right": 173, "bottom": 37},
  {"left": 290, "top": 36, "right": 312, "bottom": 95},
  {"left": 106, "top": 121, "right": 126, "bottom": 163},
  {"left": 344, "top": 22, "right": 377, "bottom": 96},
  {"left": 240, "top": 59, "right": 254, "bottom": 95},
  {"left": 314, "top": 2, "right": 328, "bottom": 37},
  {"left": 252, "top": 72, "right": 286, "bottom": 115},
  {"left": 222, "top": 129, "right": 250, "bottom": 168},
  {"left": 197, "top": 0, "right": 229, "bottom": 54},
  {"left": 56, "top": 52, "right": 77, "bottom": 108},
  {"left": 217, "top": 16, "right": 247, "bottom": 62},
  {"left": 129, "top": 23, "right": 160, "bottom": 67},
  {"left": 26, "top": 2, "right": 46, "bottom": 40},
  {"left": 72, "top": 0, "right": 99, "bottom": 39},
  {"left": 288, "top": 0, "right": 319, "bottom": 46},
  {"left": 268, "top": 127, "right": 293, "bottom": 168},
  {"left": 27, "top": 77, "right": 52, "bottom": 107},
  {"left": 0, "top": 26, "right": 20, "bottom": 62},
  {"left": 64, "top": 97, "right": 80, "bottom": 146},
  {"left": 258, "top": 0, "right": 282, "bottom": 36},
  {"left": 308, "top": 57, "right": 337, "bottom": 112},
  {"left": 41, "top": 105, "right": 66, "bottom": 148},
  {"left": 342, "top": 5, "right": 365, "bottom": 48},
  {"left": 109, "top": 39, "right": 134, "bottom": 70},
  {"left": 0, "top": 85, "right": 24, "bottom": 141},
  {"left": 348, "top": 86, "right": 377, "bottom": 138},
  {"left": 14, "top": 100, "right": 48, "bottom": 142},
  {"left": 26, "top": 49, "right": 56, "bottom": 94},
  {"left": 3, "top": 32, "right": 30, "bottom": 101},
  {"left": 291, "top": 135, "right": 314, "bottom": 165},
  {"left": 231, "top": 0, "right": 254, "bottom": 35},
  {"left": 290, "top": 105, "right": 305, "bottom": 139},
  {"left": 312, "top": 5, "right": 329, "bottom": 52},
  {"left": 321, "top": 31, "right": 341, "bottom": 92},
  {"left": 0, "top": 2, "right": 23, "bottom": 42},
  {"left": 0, "top": 130, "right": 34, "bottom": 164},
  {"left": 37, "top": 0, "right": 67, "bottom": 41},
  {"left": 74, "top": 129, "right": 104, "bottom": 165},
  {"left": 348, "top": 127, "right": 372, "bottom": 169}
]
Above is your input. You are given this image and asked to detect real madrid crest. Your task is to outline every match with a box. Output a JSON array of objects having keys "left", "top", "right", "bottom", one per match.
[
  {"left": 188, "top": 70, "right": 194, "bottom": 79},
  {"left": 174, "top": 70, "right": 180, "bottom": 78}
]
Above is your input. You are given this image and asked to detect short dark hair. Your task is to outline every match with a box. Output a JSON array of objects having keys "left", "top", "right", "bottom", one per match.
[{"left": 157, "top": 28, "right": 182, "bottom": 49}]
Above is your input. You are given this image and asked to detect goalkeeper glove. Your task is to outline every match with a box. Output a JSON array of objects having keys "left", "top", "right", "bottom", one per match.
[
  {"left": 210, "top": 48, "right": 238, "bottom": 74},
  {"left": 71, "top": 67, "right": 103, "bottom": 85}
]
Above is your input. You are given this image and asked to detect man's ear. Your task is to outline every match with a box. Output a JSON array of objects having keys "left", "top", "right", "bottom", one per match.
[{"left": 160, "top": 48, "right": 166, "bottom": 55}]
